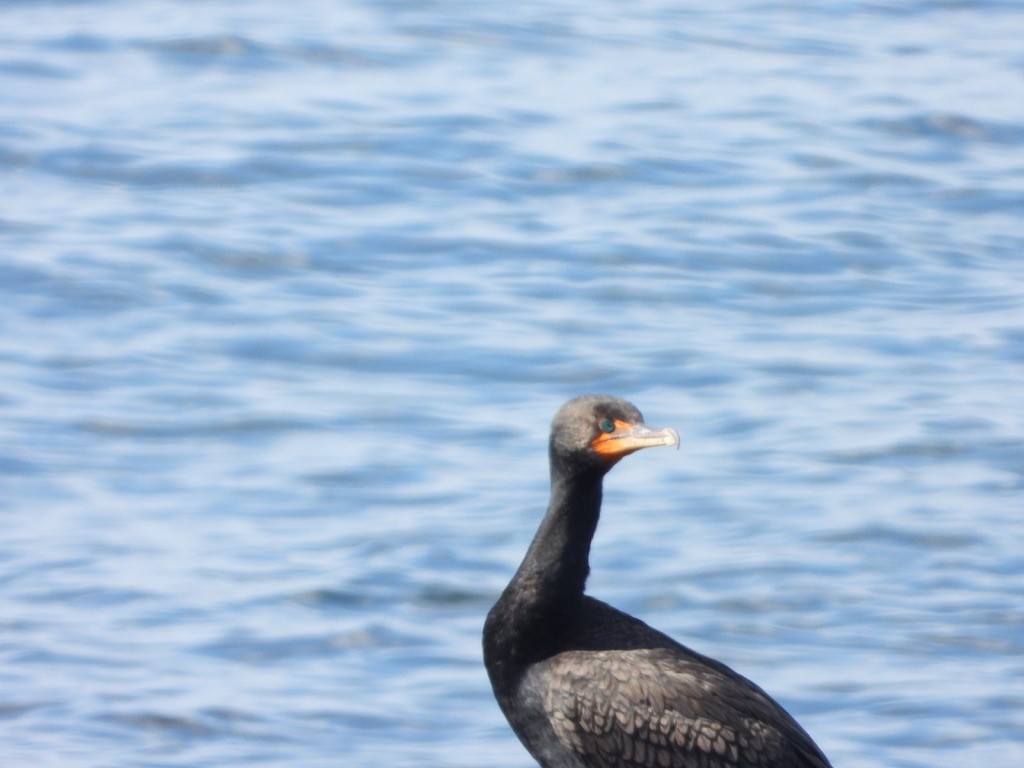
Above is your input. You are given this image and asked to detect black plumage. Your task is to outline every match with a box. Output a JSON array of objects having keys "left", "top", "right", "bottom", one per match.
[{"left": 483, "top": 395, "right": 832, "bottom": 768}]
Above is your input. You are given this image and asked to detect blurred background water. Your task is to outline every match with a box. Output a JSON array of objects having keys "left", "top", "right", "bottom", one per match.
[{"left": 2, "top": 1, "right": 1023, "bottom": 766}]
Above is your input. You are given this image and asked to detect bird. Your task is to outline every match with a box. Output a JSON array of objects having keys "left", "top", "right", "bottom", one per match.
[{"left": 483, "top": 394, "right": 833, "bottom": 768}]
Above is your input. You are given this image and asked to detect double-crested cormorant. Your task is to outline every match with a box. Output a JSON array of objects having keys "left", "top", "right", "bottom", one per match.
[{"left": 483, "top": 395, "right": 832, "bottom": 768}]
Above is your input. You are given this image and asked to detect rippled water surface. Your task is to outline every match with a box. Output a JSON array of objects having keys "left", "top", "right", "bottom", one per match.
[{"left": 2, "top": 2, "right": 1023, "bottom": 767}]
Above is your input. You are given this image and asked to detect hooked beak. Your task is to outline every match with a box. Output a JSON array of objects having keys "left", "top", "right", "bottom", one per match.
[{"left": 592, "top": 421, "right": 680, "bottom": 460}]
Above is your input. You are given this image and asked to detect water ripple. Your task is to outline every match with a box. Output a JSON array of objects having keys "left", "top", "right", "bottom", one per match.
[{"left": 1, "top": 2, "right": 1023, "bottom": 768}]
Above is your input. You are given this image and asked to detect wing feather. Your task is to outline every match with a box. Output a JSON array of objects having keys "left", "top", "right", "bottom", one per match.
[{"left": 532, "top": 648, "right": 829, "bottom": 768}]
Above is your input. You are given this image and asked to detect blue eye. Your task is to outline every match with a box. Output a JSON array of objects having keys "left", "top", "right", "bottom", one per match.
[{"left": 600, "top": 418, "right": 616, "bottom": 433}]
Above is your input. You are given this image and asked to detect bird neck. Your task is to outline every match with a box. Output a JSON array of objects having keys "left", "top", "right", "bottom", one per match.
[
  {"left": 483, "top": 466, "right": 605, "bottom": 680},
  {"left": 509, "top": 467, "right": 604, "bottom": 612}
]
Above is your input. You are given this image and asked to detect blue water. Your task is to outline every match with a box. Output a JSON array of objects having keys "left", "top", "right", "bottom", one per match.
[{"left": 2, "top": 2, "right": 1023, "bottom": 766}]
